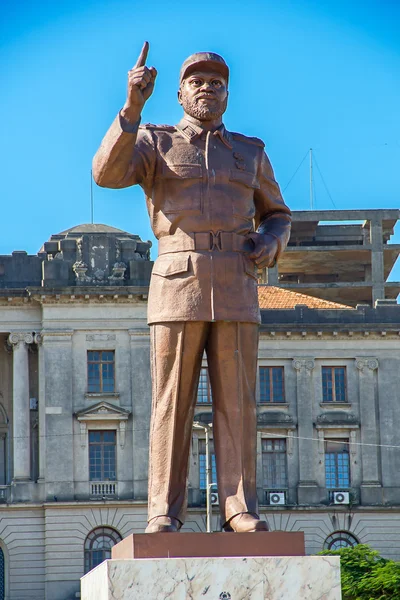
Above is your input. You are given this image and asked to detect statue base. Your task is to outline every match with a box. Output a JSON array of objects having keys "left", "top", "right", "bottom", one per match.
[
  {"left": 111, "top": 531, "right": 305, "bottom": 559},
  {"left": 81, "top": 555, "right": 341, "bottom": 599}
]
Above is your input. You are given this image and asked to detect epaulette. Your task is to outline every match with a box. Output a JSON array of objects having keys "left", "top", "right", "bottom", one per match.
[
  {"left": 231, "top": 132, "right": 265, "bottom": 148},
  {"left": 139, "top": 123, "right": 176, "bottom": 132}
]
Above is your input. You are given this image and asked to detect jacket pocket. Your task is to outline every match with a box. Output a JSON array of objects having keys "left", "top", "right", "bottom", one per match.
[
  {"left": 242, "top": 255, "right": 258, "bottom": 280},
  {"left": 229, "top": 169, "right": 260, "bottom": 189},
  {"left": 159, "top": 163, "right": 203, "bottom": 214},
  {"left": 162, "top": 164, "right": 202, "bottom": 179},
  {"left": 152, "top": 254, "right": 191, "bottom": 277}
]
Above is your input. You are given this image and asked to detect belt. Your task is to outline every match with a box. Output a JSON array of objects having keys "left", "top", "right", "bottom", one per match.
[{"left": 158, "top": 231, "right": 253, "bottom": 255}]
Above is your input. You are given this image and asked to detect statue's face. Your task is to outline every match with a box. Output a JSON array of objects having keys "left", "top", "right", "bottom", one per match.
[{"left": 178, "top": 69, "right": 228, "bottom": 121}]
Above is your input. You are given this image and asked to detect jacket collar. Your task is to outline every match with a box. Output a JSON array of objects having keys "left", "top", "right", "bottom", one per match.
[{"left": 176, "top": 118, "right": 233, "bottom": 149}]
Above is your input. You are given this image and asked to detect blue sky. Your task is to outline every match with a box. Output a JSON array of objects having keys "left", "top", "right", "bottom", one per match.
[{"left": 1, "top": 0, "right": 399, "bottom": 278}]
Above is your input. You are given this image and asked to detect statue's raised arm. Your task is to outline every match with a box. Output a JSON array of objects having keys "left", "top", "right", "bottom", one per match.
[{"left": 92, "top": 42, "right": 157, "bottom": 188}]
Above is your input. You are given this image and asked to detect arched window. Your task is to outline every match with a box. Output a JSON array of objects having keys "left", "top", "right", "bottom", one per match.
[
  {"left": 324, "top": 531, "right": 358, "bottom": 550},
  {"left": 84, "top": 527, "right": 122, "bottom": 573},
  {"left": 0, "top": 546, "right": 5, "bottom": 600}
]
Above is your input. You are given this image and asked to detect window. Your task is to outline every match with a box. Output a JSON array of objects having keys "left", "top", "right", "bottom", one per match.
[
  {"left": 262, "top": 438, "right": 287, "bottom": 488},
  {"left": 87, "top": 351, "right": 115, "bottom": 393},
  {"left": 325, "top": 440, "right": 350, "bottom": 488},
  {"left": 89, "top": 431, "right": 116, "bottom": 481},
  {"left": 259, "top": 367, "right": 285, "bottom": 403},
  {"left": 197, "top": 367, "right": 212, "bottom": 404},
  {"left": 322, "top": 367, "right": 346, "bottom": 403},
  {"left": 84, "top": 527, "right": 122, "bottom": 573},
  {"left": 324, "top": 532, "right": 358, "bottom": 550},
  {"left": 198, "top": 439, "right": 217, "bottom": 489}
]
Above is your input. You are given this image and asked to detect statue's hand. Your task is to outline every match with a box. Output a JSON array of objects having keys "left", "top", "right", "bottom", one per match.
[
  {"left": 121, "top": 42, "right": 157, "bottom": 123},
  {"left": 247, "top": 233, "right": 279, "bottom": 268}
]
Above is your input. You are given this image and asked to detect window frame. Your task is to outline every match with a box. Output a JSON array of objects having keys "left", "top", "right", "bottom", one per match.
[
  {"left": 87, "top": 350, "right": 115, "bottom": 393},
  {"left": 198, "top": 438, "right": 217, "bottom": 490},
  {"left": 324, "top": 438, "right": 350, "bottom": 489},
  {"left": 197, "top": 367, "right": 212, "bottom": 404},
  {"left": 321, "top": 366, "right": 347, "bottom": 403},
  {"left": 261, "top": 438, "right": 288, "bottom": 489},
  {"left": 259, "top": 366, "right": 285, "bottom": 404},
  {"left": 88, "top": 429, "right": 117, "bottom": 482},
  {"left": 84, "top": 527, "right": 122, "bottom": 573},
  {"left": 324, "top": 531, "right": 358, "bottom": 550}
]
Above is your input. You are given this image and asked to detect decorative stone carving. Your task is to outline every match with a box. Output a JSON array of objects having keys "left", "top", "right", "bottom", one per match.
[
  {"left": 318, "top": 430, "right": 325, "bottom": 454},
  {"left": 292, "top": 358, "right": 315, "bottom": 373},
  {"left": 119, "top": 421, "right": 126, "bottom": 448},
  {"left": 75, "top": 402, "right": 130, "bottom": 449},
  {"left": 76, "top": 238, "right": 83, "bottom": 261},
  {"left": 257, "top": 411, "right": 296, "bottom": 427},
  {"left": 8, "top": 332, "right": 34, "bottom": 348},
  {"left": 80, "top": 422, "right": 87, "bottom": 448},
  {"left": 86, "top": 334, "right": 116, "bottom": 342},
  {"left": 115, "top": 238, "right": 121, "bottom": 261},
  {"left": 108, "top": 262, "right": 127, "bottom": 282},
  {"left": 34, "top": 332, "right": 43, "bottom": 345},
  {"left": 93, "top": 268, "right": 105, "bottom": 282},
  {"left": 287, "top": 430, "right": 294, "bottom": 456},
  {"left": 73, "top": 260, "right": 91, "bottom": 284},
  {"left": 355, "top": 358, "right": 379, "bottom": 372},
  {"left": 316, "top": 412, "right": 359, "bottom": 427},
  {"left": 349, "top": 430, "right": 357, "bottom": 456}
]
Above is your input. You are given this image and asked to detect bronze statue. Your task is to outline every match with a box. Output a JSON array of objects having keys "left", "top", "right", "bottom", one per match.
[{"left": 93, "top": 42, "right": 291, "bottom": 533}]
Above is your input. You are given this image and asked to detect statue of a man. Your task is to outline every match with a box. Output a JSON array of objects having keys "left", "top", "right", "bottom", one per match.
[{"left": 93, "top": 42, "right": 291, "bottom": 533}]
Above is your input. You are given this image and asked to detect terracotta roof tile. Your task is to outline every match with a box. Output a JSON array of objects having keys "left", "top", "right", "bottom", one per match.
[{"left": 258, "top": 286, "right": 351, "bottom": 310}]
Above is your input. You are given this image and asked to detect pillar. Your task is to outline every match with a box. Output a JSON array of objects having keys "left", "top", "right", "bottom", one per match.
[
  {"left": 43, "top": 330, "right": 74, "bottom": 501},
  {"left": 266, "top": 263, "right": 279, "bottom": 286},
  {"left": 370, "top": 219, "right": 385, "bottom": 304},
  {"left": 129, "top": 327, "right": 152, "bottom": 500},
  {"left": 8, "top": 332, "right": 33, "bottom": 481},
  {"left": 293, "top": 358, "right": 320, "bottom": 504},
  {"left": 34, "top": 333, "right": 45, "bottom": 482},
  {"left": 355, "top": 357, "right": 382, "bottom": 504}
]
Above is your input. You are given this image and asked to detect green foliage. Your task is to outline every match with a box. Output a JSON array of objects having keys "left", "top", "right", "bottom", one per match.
[{"left": 319, "top": 544, "right": 400, "bottom": 600}]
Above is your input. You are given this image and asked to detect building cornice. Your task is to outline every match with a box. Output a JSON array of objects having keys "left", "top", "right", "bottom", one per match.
[
  {"left": 0, "top": 287, "right": 149, "bottom": 305},
  {"left": 260, "top": 328, "right": 400, "bottom": 339}
]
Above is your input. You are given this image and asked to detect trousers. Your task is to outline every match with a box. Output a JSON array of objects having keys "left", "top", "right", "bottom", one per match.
[{"left": 147, "top": 320, "right": 259, "bottom": 525}]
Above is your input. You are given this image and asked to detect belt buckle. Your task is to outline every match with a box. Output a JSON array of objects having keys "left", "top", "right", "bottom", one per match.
[{"left": 210, "top": 230, "right": 222, "bottom": 251}]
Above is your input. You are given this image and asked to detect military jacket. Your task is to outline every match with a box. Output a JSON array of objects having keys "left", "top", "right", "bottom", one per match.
[{"left": 93, "top": 115, "right": 292, "bottom": 324}]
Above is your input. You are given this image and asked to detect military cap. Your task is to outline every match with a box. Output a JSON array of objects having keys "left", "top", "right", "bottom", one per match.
[{"left": 180, "top": 52, "right": 229, "bottom": 83}]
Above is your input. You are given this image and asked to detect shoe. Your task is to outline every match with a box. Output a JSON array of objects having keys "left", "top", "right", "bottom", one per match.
[
  {"left": 225, "top": 512, "right": 269, "bottom": 533},
  {"left": 145, "top": 516, "right": 181, "bottom": 533}
]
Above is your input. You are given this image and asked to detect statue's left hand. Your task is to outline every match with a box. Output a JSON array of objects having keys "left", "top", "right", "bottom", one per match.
[{"left": 247, "top": 233, "right": 278, "bottom": 268}]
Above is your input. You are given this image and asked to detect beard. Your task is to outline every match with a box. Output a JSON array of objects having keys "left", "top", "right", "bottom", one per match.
[{"left": 180, "top": 89, "right": 227, "bottom": 121}]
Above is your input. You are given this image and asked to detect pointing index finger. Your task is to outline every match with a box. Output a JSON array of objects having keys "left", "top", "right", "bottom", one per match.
[{"left": 134, "top": 41, "right": 149, "bottom": 68}]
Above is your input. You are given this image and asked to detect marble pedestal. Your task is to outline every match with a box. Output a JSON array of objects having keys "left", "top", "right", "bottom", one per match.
[{"left": 81, "top": 556, "right": 341, "bottom": 599}]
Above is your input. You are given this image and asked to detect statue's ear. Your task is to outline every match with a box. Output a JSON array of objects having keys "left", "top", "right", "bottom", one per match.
[{"left": 177, "top": 88, "right": 182, "bottom": 105}]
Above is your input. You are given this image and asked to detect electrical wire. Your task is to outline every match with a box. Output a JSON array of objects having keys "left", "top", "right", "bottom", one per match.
[
  {"left": 313, "top": 151, "right": 337, "bottom": 209},
  {"left": 13, "top": 424, "right": 400, "bottom": 450},
  {"left": 282, "top": 149, "right": 310, "bottom": 192}
]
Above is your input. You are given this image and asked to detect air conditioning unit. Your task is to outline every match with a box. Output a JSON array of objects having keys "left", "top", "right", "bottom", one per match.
[
  {"left": 268, "top": 491, "right": 286, "bottom": 506},
  {"left": 333, "top": 491, "right": 350, "bottom": 505},
  {"left": 210, "top": 492, "right": 219, "bottom": 506}
]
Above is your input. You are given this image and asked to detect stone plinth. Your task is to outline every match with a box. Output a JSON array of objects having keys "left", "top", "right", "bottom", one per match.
[
  {"left": 81, "top": 556, "right": 341, "bottom": 599},
  {"left": 112, "top": 531, "right": 305, "bottom": 559}
]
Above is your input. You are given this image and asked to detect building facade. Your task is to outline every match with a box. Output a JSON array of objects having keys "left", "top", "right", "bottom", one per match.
[{"left": 0, "top": 215, "right": 399, "bottom": 600}]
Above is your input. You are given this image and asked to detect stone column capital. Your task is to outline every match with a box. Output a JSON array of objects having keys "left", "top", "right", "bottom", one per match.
[
  {"left": 8, "top": 332, "right": 34, "bottom": 348},
  {"left": 292, "top": 358, "right": 315, "bottom": 373},
  {"left": 34, "top": 333, "right": 43, "bottom": 345},
  {"left": 355, "top": 357, "right": 378, "bottom": 372}
]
